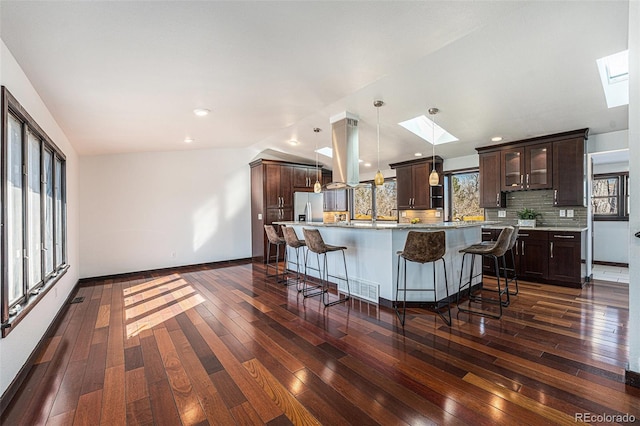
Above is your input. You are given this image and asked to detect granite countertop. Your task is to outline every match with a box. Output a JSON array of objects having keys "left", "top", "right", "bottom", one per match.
[
  {"left": 482, "top": 223, "right": 588, "bottom": 232},
  {"left": 276, "top": 220, "right": 500, "bottom": 230}
]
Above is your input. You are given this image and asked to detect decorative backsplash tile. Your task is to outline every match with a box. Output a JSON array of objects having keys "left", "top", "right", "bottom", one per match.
[{"left": 484, "top": 189, "right": 587, "bottom": 227}]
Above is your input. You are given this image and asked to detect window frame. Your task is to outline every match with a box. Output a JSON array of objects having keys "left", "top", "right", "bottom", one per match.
[
  {"left": 444, "top": 167, "right": 484, "bottom": 222},
  {"left": 1, "top": 86, "right": 69, "bottom": 337},
  {"left": 592, "top": 172, "right": 629, "bottom": 222}
]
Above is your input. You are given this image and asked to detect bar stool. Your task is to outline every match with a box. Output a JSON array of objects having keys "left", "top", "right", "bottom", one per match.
[
  {"left": 394, "top": 231, "right": 451, "bottom": 326},
  {"left": 302, "top": 228, "right": 351, "bottom": 307},
  {"left": 457, "top": 226, "right": 514, "bottom": 319},
  {"left": 480, "top": 226, "right": 520, "bottom": 297},
  {"left": 281, "top": 226, "right": 307, "bottom": 291},
  {"left": 264, "top": 225, "right": 287, "bottom": 282}
]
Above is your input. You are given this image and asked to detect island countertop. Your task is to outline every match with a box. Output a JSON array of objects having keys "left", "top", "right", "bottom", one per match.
[
  {"left": 277, "top": 221, "right": 484, "bottom": 304},
  {"left": 275, "top": 220, "right": 500, "bottom": 230}
]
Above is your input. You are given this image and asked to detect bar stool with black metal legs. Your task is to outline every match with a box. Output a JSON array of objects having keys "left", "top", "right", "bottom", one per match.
[
  {"left": 281, "top": 226, "right": 308, "bottom": 291},
  {"left": 302, "top": 228, "right": 351, "bottom": 307},
  {"left": 394, "top": 231, "right": 451, "bottom": 326},
  {"left": 479, "top": 225, "right": 520, "bottom": 297},
  {"left": 457, "top": 226, "right": 514, "bottom": 319},
  {"left": 264, "top": 224, "right": 287, "bottom": 282}
]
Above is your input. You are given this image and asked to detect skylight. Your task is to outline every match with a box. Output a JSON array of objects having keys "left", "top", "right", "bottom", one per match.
[
  {"left": 316, "top": 147, "right": 333, "bottom": 158},
  {"left": 398, "top": 115, "right": 458, "bottom": 145},
  {"left": 596, "top": 50, "right": 629, "bottom": 108}
]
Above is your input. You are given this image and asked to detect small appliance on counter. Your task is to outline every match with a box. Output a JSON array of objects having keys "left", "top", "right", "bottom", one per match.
[{"left": 294, "top": 192, "right": 323, "bottom": 222}]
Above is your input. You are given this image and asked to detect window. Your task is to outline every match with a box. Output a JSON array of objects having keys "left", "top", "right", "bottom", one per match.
[
  {"left": 592, "top": 172, "right": 629, "bottom": 220},
  {"left": 353, "top": 179, "right": 397, "bottom": 220},
  {"left": 2, "top": 86, "right": 68, "bottom": 336},
  {"left": 447, "top": 170, "right": 484, "bottom": 221}
]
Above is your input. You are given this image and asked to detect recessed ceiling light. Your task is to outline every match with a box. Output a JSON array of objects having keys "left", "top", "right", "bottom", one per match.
[
  {"left": 289, "top": 140, "right": 299, "bottom": 146},
  {"left": 359, "top": 159, "right": 364, "bottom": 163},
  {"left": 414, "top": 152, "right": 423, "bottom": 157},
  {"left": 491, "top": 136, "right": 503, "bottom": 142},
  {"left": 364, "top": 163, "right": 372, "bottom": 167},
  {"left": 184, "top": 137, "right": 194, "bottom": 143},
  {"left": 193, "top": 108, "right": 210, "bottom": 117}
]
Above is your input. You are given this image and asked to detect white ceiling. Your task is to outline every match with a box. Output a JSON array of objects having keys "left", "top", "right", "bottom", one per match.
[{"left": 0, "top": 1, "right": 630, "bottom": 170}]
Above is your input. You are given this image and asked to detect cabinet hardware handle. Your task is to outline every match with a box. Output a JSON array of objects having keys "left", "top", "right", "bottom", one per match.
[
  {"left": 496, "top": 193, "right": 500, "bottom": 206},
  {"left": 526, "top": 173, "right": 530, "bottom": 186},
  {"left": 522, "top": 241, "right": 525, "bottom": 256},
  {"left": 553, "top": 235, "right": 574, "bottom": 239},
  {"left": 482, "top": 232, "right": 491, "bottom": 235},
  {"left": 520, "top": 174, "right": 523, "bottom": 187},
  {"left": 520, "top": 233, "right": 529, "bottom": 237},
  {"left": 554, "top": 189, "right": 558, "bottom": 205},
  {"left": 550, "top": 242, "right": 554, "bottom": 258}
]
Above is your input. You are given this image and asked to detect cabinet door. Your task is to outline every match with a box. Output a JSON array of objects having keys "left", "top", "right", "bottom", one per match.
[
  {"left": 518, "top": 231, "right": 548, "bottom": 280},
  {"left": 293, "top": 166, "right": 313, "bottom": 189},
  {"left": 548, "top": 232, "right": 581, "bottom": 283},
  {"left": 334, "top": 189, "right": 348, "bottom": 211},
  {"left": 501, "top": 148, "right": 524, "bottom": 191},
  {"left": 553, "top": 138, "right": 585, "bottom": 206},
  {"left": 396, "top": 165, "right": 413, "bottom": 209},
  {"left": 412, "top": 163, "right": 430, "bottom": 209},
  {"left": 280, "top": 165, "right": 294, "bottom": 207},
  {"left": 265, "top": 164, "right": 281, "bottom": 208},
  {"left": 323, "top": 190, "right": 335, "bottom": 211},
  {"left": 525, "top": 143, "right": 552, "bottom": 189},
  {"left": 482, "top": 229, "right": 499, "bottom": 276},
  {"left": 479, "top": 152, "right": 504, "bottom": 208}
]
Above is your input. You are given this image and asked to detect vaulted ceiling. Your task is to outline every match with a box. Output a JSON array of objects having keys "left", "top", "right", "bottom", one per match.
[{"left": 0, "top": 1, "right": 629, "bottom": 170}]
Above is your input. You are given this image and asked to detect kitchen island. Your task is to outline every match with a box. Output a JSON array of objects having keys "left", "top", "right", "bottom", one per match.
[{"left": 277, "top": 221, "right": 496, "bottom": 305}]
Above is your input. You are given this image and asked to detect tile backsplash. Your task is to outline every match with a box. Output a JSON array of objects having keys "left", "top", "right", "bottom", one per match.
[{"left": 484, "top": 189, "right": 587, "bottom": 227}]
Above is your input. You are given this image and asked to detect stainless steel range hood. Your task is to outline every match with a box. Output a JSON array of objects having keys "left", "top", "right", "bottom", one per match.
[{"left": 327, "top": 112, "right": 359, "bottom": 189}]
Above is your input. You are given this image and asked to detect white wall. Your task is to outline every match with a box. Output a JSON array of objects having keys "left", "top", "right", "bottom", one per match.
[
  {"left": 626, "top": 0, "right": 640, "bottom": 375},
  {"left": 79, "top": 148, "right": 254, "bottom": 278},
  {"left": 0, "top": 40, "right": 80, "bottom": 397},
  {"left": 592, "top": 161, "right": 629, "bottom": 264}
]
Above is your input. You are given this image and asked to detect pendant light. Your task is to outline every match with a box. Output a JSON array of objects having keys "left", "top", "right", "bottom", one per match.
[
  {"left": 428, "top": 107, "right": 440, "bottom": 186},
  {"left": 373, "top": 100, "right": 385, "bottom": 187},
  {"left": 313, "top": 127, "right": 322, "bottom": 193}
]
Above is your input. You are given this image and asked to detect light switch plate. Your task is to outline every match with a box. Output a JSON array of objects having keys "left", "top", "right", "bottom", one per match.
[
  {"left": 401, "top": 211, "right": 407, "bottom": 217},
  {"left": 559, "top": 210, "right": 566, "bottom": 217},
  {"left": 498, "top": 210, "right": 506, "bottom": 218},
  {"left": 258, "top": 213, "right": 263, "bottom": 220},
  {"left": 567, "top": 209, "right": 574, "bottom": 218},
  {"left": 435, "top": 211, "right": 441, "bottom": 217}
]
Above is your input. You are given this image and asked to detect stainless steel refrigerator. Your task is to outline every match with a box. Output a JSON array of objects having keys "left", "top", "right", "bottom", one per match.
[{"left": 294, "top": 192, "right": 324, "bottom": 222}]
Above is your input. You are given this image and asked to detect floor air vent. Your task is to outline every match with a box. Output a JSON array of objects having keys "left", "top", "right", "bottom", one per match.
[{"left": 70, "top": 297, "right": 85, "bottom": 304}]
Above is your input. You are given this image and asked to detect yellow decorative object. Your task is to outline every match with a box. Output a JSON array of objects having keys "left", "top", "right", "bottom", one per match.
[{"left": 410, "top": 218, "right": 420, "bottom": 224}]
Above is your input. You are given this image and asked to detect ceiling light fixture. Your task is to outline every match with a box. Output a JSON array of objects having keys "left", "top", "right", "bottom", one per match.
[
  {"left": 491, "top": 136, "right": 503, "bottom": 142},
  {"left": 184, "top": 137, "right": 194, "bottom": 143},
  {"left": 373, "top": 100, "right": 385, "bottom": 187},
  {"left": 193, "top": 108, "right": 210, "bottom": 117},
  {"left": 428, "top": 107, "right": 440, "bottom": 186},
  {"left": 289, "top": 140, "right": 299, "bottom": 146},
  {"left": 414, "top": 152, "right": 423, "bottom": 157},
  {"left": 313, "top": 128, "right": 322, "bottom": 193}
]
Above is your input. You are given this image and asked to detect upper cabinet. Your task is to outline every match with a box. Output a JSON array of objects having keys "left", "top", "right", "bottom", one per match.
[
  {"left": 478, "top": 128, "right": 588, "bottom": 207},
  {"left": 390, "top": 157, "right": 443, "bottom": 210},
  {"left": 479, "top": 151, "right": 506, "bottom": 208},
  {"left": 553, "top": 137, "right": 586, "bottom": 206},
  {"left": 500, "top": 143, "right": 552, "bottom": 191},
  {"left": 293, "top": 165, "right": 321, "bottom": 191}
]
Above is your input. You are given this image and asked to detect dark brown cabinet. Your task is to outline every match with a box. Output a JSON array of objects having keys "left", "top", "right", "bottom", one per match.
[
  {"left": 481, "top": 227, "right": 585, "bottom": 287},
  {"left": 553, "top": 137, "right": 585, "bottom": 206},
  {"left": 390, "top": 157, "right": 443, "bottom": 209},
  {"left": 516, "top": 230, "right": 548, "bottom": 281},
  {"left": 293, "top": 166, "right": 321, "bottom": 191},
  {"left": 501, "top": 143, "right": 552, "bottom": 191},
  {"left": 548, "top": 231, "right": 582, "bottom": 282},
  {"left": 250, "top": 159, "right": 325, "bottom": 262},
  {"left": 479, "top": 151, "right": 505, "bottom": 208},
  {"left": 478, "top": 129, "right": 587, "bottom": 206}
]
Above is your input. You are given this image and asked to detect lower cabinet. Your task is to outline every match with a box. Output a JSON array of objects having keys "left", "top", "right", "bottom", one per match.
[{"left": 482, "top": 228, "right": 584, "bottom": 287}]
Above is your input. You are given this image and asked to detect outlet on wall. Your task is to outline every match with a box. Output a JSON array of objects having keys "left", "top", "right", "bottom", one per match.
[
  {"left": 567, "top": 209, "right": 574, "bottom": 218},
  {"left": 559, "top": 209, "right": 566, "bottom": 217},
  {"left": 401, "top": 211, "right": 407, "bottom": 217},
  {"left": 435, "top": 211, "right": 441, "bottom": 217},
  {"left": 258, "top": 213, "right": 263, "bottom": 220},
  {"left": 498, "top": 210, "right": 506, "bottom": 218}
]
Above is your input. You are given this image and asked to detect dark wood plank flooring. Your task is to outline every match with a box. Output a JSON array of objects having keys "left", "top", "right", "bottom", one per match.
[{"left": 3, "top": 261, "right": 639, "bottom": 425}]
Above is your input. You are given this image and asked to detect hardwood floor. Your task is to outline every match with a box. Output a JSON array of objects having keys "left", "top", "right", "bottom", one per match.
[{"left": 3, "top": 261, "right": 639, "bottom": 425}]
